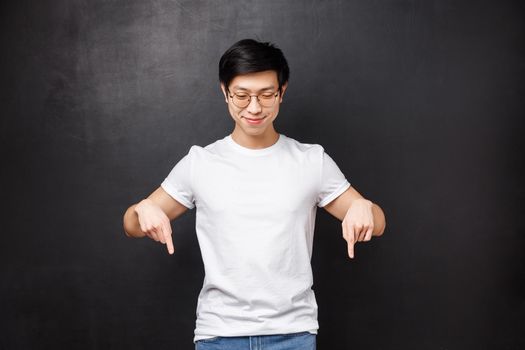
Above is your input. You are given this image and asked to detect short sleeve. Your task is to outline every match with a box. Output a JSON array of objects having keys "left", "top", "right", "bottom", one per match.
[
  {"left": 317, "top": 150, "right": 351, "bottom": 208},
  {"left": 160, "top": 148, "right": 195, "bottom": 209}
]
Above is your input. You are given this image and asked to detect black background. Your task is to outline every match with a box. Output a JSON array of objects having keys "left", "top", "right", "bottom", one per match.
[{"left": 1, "top": 1, "right": 524, "bottom": 349}]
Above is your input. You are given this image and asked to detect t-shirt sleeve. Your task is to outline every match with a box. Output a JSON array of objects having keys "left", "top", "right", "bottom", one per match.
[
  {"left": 317, "top": 149, "right": 351, "bottom": 208},
  {"left": 160, "top": 148, "right": 195, "bottom": 209}
]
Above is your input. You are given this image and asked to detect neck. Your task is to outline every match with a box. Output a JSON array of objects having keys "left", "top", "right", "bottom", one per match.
[{"left": 230, "top": 125, "right": 279, "bottom": 149}]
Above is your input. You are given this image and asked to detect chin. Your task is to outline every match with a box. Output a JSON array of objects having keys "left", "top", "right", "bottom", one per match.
[{"left": 243, "top": 127, "right": 266, "bottom": 134}]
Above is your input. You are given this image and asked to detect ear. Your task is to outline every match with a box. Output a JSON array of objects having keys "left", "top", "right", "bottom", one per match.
[
  {"left": 220, "top": 83, "right": 228, "bottom": 104},
  {"left": 279, "top": 83, "right": 288, "bottom": 103}
]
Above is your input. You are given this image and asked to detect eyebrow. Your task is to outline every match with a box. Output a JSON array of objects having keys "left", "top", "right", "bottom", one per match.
[{"left": 230, "top": 85, "right": 276, "bottom": 92}]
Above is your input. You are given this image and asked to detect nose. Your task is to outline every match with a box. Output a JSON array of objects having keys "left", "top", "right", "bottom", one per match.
[{"left": 246, "top": 95, "right": 262, "bottom": 114}]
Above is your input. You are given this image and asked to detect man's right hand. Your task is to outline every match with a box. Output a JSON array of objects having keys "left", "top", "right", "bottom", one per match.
[{"left": 135, "top": 198, "right": 175, "bottom": 255}]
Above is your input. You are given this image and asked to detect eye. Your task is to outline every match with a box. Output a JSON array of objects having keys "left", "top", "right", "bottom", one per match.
[
  {"left": 260, "top": 93, "right": 275, "bottom": 99},
  {"left": 234, "top": 94, "right": 249, "bottom": 100}
]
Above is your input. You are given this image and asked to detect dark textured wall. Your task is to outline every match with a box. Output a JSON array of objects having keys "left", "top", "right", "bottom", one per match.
[{"left": 2, "top": 1, "right": 524, "bottom": 349}]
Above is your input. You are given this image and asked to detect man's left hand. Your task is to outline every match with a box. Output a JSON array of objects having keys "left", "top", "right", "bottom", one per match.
[{"left": 342, "top": 198, "right": 374, "bottom": 259}]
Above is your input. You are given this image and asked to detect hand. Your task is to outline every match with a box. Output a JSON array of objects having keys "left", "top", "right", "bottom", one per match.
[
  {"left": 134, "top": 198, "right": 175, "bottom": 255},
  {"left": 342, "top": 198, "right": 374, "bottom": 259}
]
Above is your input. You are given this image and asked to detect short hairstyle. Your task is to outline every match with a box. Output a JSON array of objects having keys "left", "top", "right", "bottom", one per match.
[{"left": 219, "top": 39, "right": 290, "bottom": 93}]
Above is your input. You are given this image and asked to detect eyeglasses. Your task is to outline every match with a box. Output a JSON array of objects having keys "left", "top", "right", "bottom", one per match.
[{"left": 227, "top": 90, "right": 279, "bottom": 108}]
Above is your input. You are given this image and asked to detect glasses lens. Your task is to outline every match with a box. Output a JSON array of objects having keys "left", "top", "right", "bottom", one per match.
[
  {"left": 230, "top": 92, "right": 278, "bottom": 108},
  {"left": 259, "top": 93, "right": 277, "bottom": 107},
  {"left": 232, "top": 94, "right": 250, "bottom": 108}
]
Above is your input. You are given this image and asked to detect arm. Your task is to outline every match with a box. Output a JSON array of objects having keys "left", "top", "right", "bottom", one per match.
[
  {"left": 123, "top": 186, "right": 189, "bottom": 255},
  {"left": 323, "top": 186, "right": 386, "bottom": 236},
  {"left": 323, "top": 186, "right": 386, "bottom": 258}
]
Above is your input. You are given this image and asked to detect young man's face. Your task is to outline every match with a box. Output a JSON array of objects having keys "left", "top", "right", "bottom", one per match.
[{"left": 220, "top": 70, "right": 287, "bottom": 138}]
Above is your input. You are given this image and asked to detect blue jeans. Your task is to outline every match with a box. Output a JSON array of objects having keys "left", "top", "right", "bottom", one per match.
[{"left": 195, "top": 331, "right": 316, "bottom": 350}]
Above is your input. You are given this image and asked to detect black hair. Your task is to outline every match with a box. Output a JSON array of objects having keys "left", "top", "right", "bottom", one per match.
[{"left": 219, "top": 39, "right": 290, "bottom": 93}]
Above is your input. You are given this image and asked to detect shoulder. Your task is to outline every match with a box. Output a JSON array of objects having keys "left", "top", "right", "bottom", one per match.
[
  {"left": 281, "top": 134, "right": 325, "bottom": 159},
  {"left": 185, "top": 136, "right": 228, "bottom": 158}
]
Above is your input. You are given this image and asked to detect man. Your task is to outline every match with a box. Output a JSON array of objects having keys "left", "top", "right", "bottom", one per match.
[{"left": 123, "top": 38, "right": 386, "bottom": 350}]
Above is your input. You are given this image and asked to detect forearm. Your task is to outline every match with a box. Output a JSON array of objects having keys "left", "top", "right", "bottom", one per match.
[
  {"left": 123, "top": 204, "right": 146, "bottom": 238},
  {"left": 371, "top": 203, "right": 386, "bottom": 236}
]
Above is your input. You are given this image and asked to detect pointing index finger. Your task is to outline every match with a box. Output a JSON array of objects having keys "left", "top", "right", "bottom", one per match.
[
  {"left": 348, "top": 224, "right": 355, "bottom": 259},
  {"left": 163, "top": 223, "right": 174, "bottom": 255}
]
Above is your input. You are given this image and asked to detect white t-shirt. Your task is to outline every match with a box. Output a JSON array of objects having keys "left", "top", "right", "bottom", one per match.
[{"left": 160, "top": 133, "right": 350, "bottom": 343}]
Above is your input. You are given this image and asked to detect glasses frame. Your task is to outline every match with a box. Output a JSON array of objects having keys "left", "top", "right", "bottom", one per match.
[{"left": 227, "top": 89, "right": 280, "bottom": 109}]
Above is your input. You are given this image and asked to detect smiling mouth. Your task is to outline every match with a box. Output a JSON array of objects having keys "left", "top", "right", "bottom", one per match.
[
  {"left": 243, "top": 116, "right": 266, "bottom": 120},
  {"left": 243, "top": 116, "right": 267, "bottom": 125}
]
